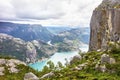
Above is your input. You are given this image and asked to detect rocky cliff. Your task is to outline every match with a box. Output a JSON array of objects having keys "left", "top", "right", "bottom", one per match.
[
  {"left": 0, "top": 33, "right": 56, "bottom": 63},
  {"left": 0, "top": 33, "right": 37, "bottom": 63},
  {"left": 89, "top": 0, "right": 120, "bottom": 51}
]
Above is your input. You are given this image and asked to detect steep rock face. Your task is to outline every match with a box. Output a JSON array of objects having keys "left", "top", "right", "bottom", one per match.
[
  {"left": 89, "top": 0, "right": 120, "bottom": 51},
  {"left": 0, "top": 33, "right": 37, "bottom": 63},
  {"left": 0, "top": 33, "right": 56, "bottom": 63},
  {"left": 31, "top": 40, "right": 57, "bottom": 58}
]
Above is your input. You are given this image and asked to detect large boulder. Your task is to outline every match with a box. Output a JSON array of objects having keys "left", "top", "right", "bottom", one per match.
[
  {"left": 0, "top": 67, "right": 5, "bottom": 76},
  {"left": 0, "top": 59, "right": 27, "bottom": 75},
  {"left": 95, "top": 54, "right": 116, "bottom": 72},
  {"left": 0, "top": 59, "right": 6, "bottom": 65},
  {"left": 24, "top": 72, "right": 39, "bottom": 80},
  {"left": 101, "top": 54, "right": 110, "bottom": 64},
  {"left": 95, "top": 64, "right": 107, "bottom": 72},
  {"left": 109, "top": 58, "right": 116, "bottom": 64},
  {"left": 101, "top": 54, "right": 116, "bottom": 64},
  {"left": 8, "top": 67, "right": 19, "bottom": 73},
  {"left": 71, "top": 63, "right": 88, "bottom": 71},
  {"left": 70, "top": 55, "right": 82, "bottom": 64},
  {"left": 6, "top": 59, "right": 26, "bottom": 73},
  {"left": 6, "top": 59, "right": 26, "bottom": 67},
  {"left": 41, "top": 72, "right": 55, "bottom": 79}
]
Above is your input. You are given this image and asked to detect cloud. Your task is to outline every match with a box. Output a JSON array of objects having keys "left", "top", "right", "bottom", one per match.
[
  {"left": 11, "top": 0, "right": 66, "bottom": 20},
  {"left": 0, "top": 0, "right": 103, "bottom": 27},
  {"left": 0, "top": 0, "right": 16, "bottom": 20}
]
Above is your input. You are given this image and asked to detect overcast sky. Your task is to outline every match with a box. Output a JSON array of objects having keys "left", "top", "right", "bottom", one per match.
[{"left": 0, "top": 0, "right": 102, "bottom": 27}]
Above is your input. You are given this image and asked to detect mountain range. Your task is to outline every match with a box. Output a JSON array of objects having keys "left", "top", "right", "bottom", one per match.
[
  {"left": 0, "top": 22, "right": 90, "bottom": 62},
  {"left": 0, "top": 22, "right": 54, "bottom": 42},
  {"left": 0, "top": 0, "right": 120, "bottom": 79}
]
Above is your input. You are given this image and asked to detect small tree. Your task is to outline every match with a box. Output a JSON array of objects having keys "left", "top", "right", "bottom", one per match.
[
  {"left": 47, "top": 61, "right": 55, "bottom": 70},
  {"left": 57, "top": 61, "right": 63, "bottom": 68}
]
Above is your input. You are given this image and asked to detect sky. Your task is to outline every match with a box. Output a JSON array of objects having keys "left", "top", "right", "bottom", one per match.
[{"left": 0, "top": 0, "right": 102, "bottom": 27}]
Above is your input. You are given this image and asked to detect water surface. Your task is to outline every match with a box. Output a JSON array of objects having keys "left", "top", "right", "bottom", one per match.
[{"left": 29, "top": 45, "right": 88, "bottom": 71}]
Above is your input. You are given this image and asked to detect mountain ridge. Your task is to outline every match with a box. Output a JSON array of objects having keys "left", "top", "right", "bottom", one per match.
[{"left": 0, "top": 22, "right": 54, "bottom": 42}]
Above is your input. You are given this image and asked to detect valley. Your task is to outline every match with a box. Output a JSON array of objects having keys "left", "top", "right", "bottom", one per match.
[
  {"left": 1, "top": 0, "right": 120, "bottom": 79},
  {"left": 0, "top": 22, "right": 89, "bottom": 64}
]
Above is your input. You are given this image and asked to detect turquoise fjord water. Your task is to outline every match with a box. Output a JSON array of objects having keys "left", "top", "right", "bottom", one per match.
[
  {"left": 29, "top": 51, "right": 79, "bottom": 71},
  {"left": 29, "top": 45, "right": 88, "bottom": 71}
]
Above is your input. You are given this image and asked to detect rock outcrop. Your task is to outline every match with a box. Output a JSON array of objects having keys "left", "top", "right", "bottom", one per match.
[
  {"left": 70, "top": 55, "right": 82, "bottom": 64},
  {"left": 100, "top": 54, "right": 116, "bottom": 64},
  {"left": 0, "top": 33, "right": 56, "bottom": 63},
  {"left": 0, "top": 67, "right": 5, "bottom": 75},
  {"left": 95, "top": 64, "right": 107, "bottom": 72},
  {"left": 89, "top": 0, "right": 120, "bottom": 51},
  {"left": 41, "top": 72, "right": 54, "bottom": 79},
  {"left": 71, "top": 63, "right": 88, "bottom": 71},
  {"left": 0, "top": 33, "right": 37, "bottom": 63},
  {"left": 24, "top": 72, "right": 39, "bottom": 80},
  {"left": 0, "top": 59, "right": 26, "bottom": 75},
  {"left": 95, "top": 54, "right": 116, "bottom": 72}
]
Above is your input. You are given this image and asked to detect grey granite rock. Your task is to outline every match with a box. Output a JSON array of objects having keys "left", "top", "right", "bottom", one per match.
[
  {"left": 89, "top": 0, "right": 120, "bottom": 51},
  {"left": 101, "top": 54, "right": 116, "bottom": 64},
  {"left": 0, "top": 59, "right": 6, "bottom": 65},
  {"left": 95, "top": 64, "right": 107, "bottom": 72},
  {"left": 24, "top": 72, "right": 39, "bottom": 80},
  {"left": 8, "top": 67, "right": 19, "bottom": 73},
  {"left": 70, "top": 55, "right": 82, "bottom": 64},
  {"left": 0, "top": 67, "right": 5, "bottom": 76},
  {"left": 41, "top": 72, "right": 54, "bottom": 79}
]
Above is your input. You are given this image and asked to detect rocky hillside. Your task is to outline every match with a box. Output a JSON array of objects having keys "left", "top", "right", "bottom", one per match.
[
  {"left": 51, "top": 28, "right": 89, "bottom": 52},
  {"left": 0, "top": 33, "right": 56, "bottom": 63},
  {"left": 0, "top": 22, "right": 54, "bottom": 42},
  {"left": 89, "top": 0, "right": 120, "bottom": 51},
  {"left": 52, "top": 27, "right": 90, "bottom": 44},
  {"left": 0, "top": 57, "right": 40, "bottom": 80}
]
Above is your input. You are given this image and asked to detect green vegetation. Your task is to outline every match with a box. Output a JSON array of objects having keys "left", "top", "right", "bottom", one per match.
[
  {"left": 0, "top": 55, "right": 16, "bottom": 59},
  {"left": 38, "top": 42, "right": 120, "bottom": 80},
  {"left": 0, "top": 42, "right": 120, "bottom": 80},
  {"left": 0, "top": 64, "right": 38, "bottom": 80}
]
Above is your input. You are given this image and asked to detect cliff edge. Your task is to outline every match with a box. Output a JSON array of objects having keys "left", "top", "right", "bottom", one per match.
[{"left": 89, "top": 0, "right": 120, "bottom": 51}]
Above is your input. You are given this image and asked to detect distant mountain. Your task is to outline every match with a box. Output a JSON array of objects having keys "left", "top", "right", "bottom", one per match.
[
  {"left": 0, "top": 22, "right": 90, "bottom": 61},
  {"left": 51, "top": 27, "right": 90, "bottom": 44},
  {"left": 50, "top": 27, "right": 90, "bottom": 52},
  {"left": 46, "top": 26, "right": 72, "bottom": 34},
  {"left": 0, "top": 22, "right": 54, "bottom": 42}
]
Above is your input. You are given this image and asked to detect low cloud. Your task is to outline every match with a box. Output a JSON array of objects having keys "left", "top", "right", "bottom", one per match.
[{"left": 0, "top": 0, "right": 102, "bottom": 27}]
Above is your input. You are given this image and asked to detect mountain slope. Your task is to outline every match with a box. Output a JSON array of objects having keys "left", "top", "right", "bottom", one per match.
[
  {"left": 51, "top": 27, "right": 90, "bottom": 44},
  {"left": 0, "top": 33, "right": 56, "bottom": 63},
  {"left": 50, "top": 28, "right": 89, "bottom": 52},
  {"left": 46, "top": 26, "right": 72, "bottom": 34},
  {"left": 0, "top": 22, "right": 54, "bottom": 42}
]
